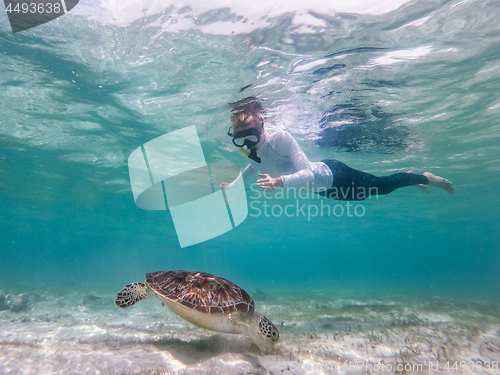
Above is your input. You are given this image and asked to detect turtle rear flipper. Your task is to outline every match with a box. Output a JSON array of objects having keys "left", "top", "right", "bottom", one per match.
[{"left": 115, "top": 282, "right": 153, "bottom": 308}]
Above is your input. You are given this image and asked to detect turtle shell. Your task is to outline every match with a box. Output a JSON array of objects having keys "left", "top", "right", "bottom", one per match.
[{"left": 146, "top": 270, "right": 255, "bottom": 314}]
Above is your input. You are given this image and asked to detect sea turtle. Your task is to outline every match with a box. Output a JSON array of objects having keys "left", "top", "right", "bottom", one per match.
[{"left": 115, "top": 270, "right": 279, "bottom": 352}]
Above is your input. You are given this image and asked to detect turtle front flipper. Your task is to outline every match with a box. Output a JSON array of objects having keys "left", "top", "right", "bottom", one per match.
[{"left": 115, "top": 282, "right": 154, "bottom": 308}]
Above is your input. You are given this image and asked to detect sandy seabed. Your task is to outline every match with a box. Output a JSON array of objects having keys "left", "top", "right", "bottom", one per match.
[{"left": 1, "top": 289, "right": 499, "bottom": 375}]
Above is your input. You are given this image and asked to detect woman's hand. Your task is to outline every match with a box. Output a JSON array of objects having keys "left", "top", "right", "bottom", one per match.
[
  {"left": 219, "top": 182, "right": 231, "bottom": 189},
  {"left": 257, "top": 174, "right": 283, "bottom": 192}
]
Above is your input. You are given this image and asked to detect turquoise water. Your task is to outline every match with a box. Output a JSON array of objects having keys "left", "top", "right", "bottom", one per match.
[
  {"left": 1, "top": 0, "right": 500, "bottom": 373},
  {"left": 1, "top": 0, "right": 499, "bottom": 297}
]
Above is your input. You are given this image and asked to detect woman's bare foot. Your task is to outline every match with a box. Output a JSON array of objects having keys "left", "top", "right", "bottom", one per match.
[
  {"left": 407, "top": 170, "right": 429, "bottom": 193},
  {"left": 423, "top": 172, "right": 454, "bottom": 193}
]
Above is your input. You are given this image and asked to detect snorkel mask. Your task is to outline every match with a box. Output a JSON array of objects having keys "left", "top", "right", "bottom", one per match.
[{"left": 227, "top": 127, "right": 262, "bottom": 163}]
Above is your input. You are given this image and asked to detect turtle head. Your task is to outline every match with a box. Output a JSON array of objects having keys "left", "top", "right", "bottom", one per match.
[
  {"left": 115, "top": 282, "right": 155, "bottom": 308},
  {"left": 240, "top": 312, "right": 279, "bottom": 353},
  {"left": 258, "top": 314, "right": 279, "bottom": 343}
]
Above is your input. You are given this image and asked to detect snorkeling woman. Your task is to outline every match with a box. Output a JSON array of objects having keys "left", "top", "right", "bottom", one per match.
[{"left": 221, "top": 97, "right": 453, "bottom": 201}]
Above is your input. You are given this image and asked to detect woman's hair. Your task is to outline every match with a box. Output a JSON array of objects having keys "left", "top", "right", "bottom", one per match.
[{"left": 229, "top": 96, "right": 265, "bottom": 129}]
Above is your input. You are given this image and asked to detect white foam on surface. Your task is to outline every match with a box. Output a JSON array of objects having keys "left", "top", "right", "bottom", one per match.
[
  {"left": 363, "top": 46, "right": 434, "bottom": 67},
  {"left": 74, "top": 0, "right": 412, "bottom": 33}
]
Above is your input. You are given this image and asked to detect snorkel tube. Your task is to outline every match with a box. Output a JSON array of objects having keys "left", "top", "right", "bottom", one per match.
[
  {"left": 238, "top": 147, "right": 261, "bottom": 163},
  {"left": 237, "top": 147, "right": 250, "bottom": 158}
]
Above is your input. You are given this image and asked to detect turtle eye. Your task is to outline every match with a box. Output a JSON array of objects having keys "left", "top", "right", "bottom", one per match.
[{"left": 271, "top": 330, "right": 279, "bottom": 341}]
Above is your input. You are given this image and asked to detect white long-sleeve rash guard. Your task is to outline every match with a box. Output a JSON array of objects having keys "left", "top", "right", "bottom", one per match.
[{"left": 236, "top": 130, "right": 333, "bottom": 192}]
